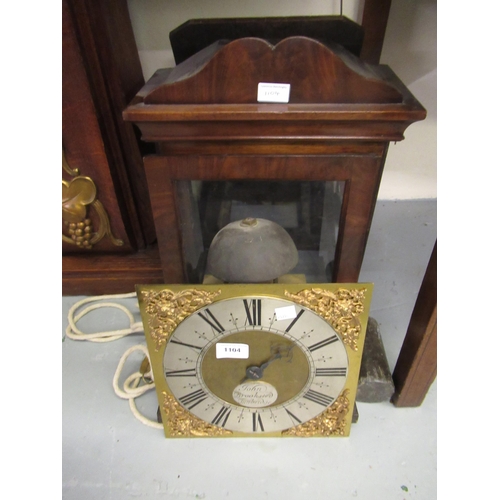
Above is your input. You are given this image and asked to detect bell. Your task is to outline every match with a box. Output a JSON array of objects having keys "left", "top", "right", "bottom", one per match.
[{"left": 206, "top": 218, "right": 299, "bottom": 283}]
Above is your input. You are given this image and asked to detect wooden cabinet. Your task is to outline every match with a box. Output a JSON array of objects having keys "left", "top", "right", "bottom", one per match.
[{"left": 62, "top": 0, "right": 163, "bottom": 294}]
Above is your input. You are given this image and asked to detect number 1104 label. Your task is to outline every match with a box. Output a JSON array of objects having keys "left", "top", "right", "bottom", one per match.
[{"left": 216, "top": 343, "right": 249, "bottom": 359}]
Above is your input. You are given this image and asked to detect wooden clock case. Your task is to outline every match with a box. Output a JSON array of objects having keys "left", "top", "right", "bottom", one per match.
[{"left": 123, "top": 36, "right": 426, "bottom": 285}]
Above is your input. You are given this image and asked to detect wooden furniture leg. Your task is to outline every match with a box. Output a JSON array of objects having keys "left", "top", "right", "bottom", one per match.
[{"left": 391, "top": 241, "right": 437, "bottom": 407}]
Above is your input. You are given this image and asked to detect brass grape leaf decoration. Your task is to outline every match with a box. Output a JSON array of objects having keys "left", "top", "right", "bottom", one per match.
[{"left": 62, "top": 158, "right": 123, "bottom": 249}]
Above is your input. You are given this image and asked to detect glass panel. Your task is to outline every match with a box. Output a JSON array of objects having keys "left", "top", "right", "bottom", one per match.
[{"left": 176, "top": 180, "right": 344, "bottom": 284}]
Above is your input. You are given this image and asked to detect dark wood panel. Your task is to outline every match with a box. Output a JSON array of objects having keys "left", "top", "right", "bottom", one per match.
[
  {"left": 62, "top": 247, "right": 164, "bottom": 295},
  {"left": 63, "top": 0, "right": 135, "bottom": 253},
  {"left": 333, "top": 148, "right": 387, "bottom": 282},
  {"left": 63, "top": 0, "right": 156, "bottom": 252},
  {"left": 392, "top": 241, "right": 437, "bottom": 407},
  {"left": 360, "top": 0, "right": 393, "bottom": 64},
  {"left": 134, "top": 118, "right": 416, "bottom": 144},
  {"left": 62, "top": 0, "right": 163, "bottom": 294},
  {"left": 169, "top": 7, "right": 392, "bottom": 67},
  {"left": 156, "top": 140, "right": 387, "bottom": 156},
  {"left": 169, "top": 16, "right": 364, "bottom": 64},
  {"left": 85, "top": 0, "right": 157, "bottom": 245}
]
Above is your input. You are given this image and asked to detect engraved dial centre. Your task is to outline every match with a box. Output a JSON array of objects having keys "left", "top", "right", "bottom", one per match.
[{"left": 201, "top": 330, "right": 310, "bottom": 407}]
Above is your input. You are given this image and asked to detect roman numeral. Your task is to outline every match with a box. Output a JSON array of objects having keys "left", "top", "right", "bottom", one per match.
[
  {"left": 243, "top": 299, "right": 261, "bottom": 326},
  {"left": 285, "top": 308, "right": 305, "bottom": 332},
  {"left": 316, "top": 367, "right": 347, "bottom": 377},
  {"left": 178, "top": 389, "right": 208, "bottom": 410},
  {"left": 303, "top": 389, "right": 334, "bottom": 407},
  {"left": 211, "top": 406, "right": 231, "bottom": 427},
  {"left": 252, "top": 412, "right": 264, "bottom": 432},
  {"left": 307, "top": 335, "right": 339, "bottom": 352},
  {"left": 165, "top": 368, "right": 197, "bottom": 377},
  {"left": 285, "top": 408, "right": 302, "bottom": 425},
  {"left": 170, "top": 339, "right": 203, "bottom": 351},
  {"left": 198, "top": 309, "right": 225, "bottom": 334}
]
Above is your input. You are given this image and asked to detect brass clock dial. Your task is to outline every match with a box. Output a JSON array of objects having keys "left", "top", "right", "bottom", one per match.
[
  {"left": 163, "top": 296, "right": 348, "bottom": 434},
  {"left": 137, "top": 284, "right": 371, "bottom": 438}
]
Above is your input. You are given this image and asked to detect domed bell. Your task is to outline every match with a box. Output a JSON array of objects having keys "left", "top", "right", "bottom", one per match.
[{"left": 206, "top": 218, "right": 299, "bottom": 283}]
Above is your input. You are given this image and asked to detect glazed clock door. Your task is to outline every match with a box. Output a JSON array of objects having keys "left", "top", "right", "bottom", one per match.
[{"left": 143, "top": 154, "right": 384, "bottom": 285}]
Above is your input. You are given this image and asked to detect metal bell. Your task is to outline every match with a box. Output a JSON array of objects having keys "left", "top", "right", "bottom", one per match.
[{"left": 206, "top": 218, "right": 299, "bottom": 283}]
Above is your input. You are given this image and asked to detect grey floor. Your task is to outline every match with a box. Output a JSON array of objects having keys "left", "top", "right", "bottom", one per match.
[{"left": 62, "top": 199, "right": 437, "bottom": 500}]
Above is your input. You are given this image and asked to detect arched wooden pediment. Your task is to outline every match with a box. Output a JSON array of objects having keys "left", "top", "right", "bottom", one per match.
[{"left": 142, "top": 37, "right": 403, "bottom": 105}]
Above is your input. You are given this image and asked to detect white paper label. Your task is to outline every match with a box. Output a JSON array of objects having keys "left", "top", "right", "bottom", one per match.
[
  {"left": 257, "top": 82, "right": 291, "bottom": 103},
  {"left": 216, "top": 343, "right": 249, "bottom": 359},
  {"left": 275, "top": 305, "right": 297, "bottom": 321}
]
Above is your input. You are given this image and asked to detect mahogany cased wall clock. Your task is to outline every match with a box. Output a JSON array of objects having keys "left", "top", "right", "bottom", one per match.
[
  {"left": 137, "top": 283, "right": 372, "bottom": 437},
  {"left": 123, "top": 37, "right": 425, "bottom": 287}
]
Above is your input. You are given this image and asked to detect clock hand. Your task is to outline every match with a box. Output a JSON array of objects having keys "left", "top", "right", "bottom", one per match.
[
  {"left": 245, "top": 352, "right": 282, "bottom": 381},
  {"left": 259, "top": 353, "right": 283, "bottom": 371}
]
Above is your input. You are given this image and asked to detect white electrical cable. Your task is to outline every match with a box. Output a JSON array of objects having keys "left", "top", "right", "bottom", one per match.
[
  {"left": 112, "top": 344, "right": 163, "bottom": 429},
  {"left": 65, "top": 293, "right": 162, "bottom": 429},
  {"left": 65, "top": 292, "right": 144, "bottom": 342}
]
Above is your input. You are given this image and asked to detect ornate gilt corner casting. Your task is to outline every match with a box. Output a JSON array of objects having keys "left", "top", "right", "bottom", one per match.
[
  {"left": 162, "top": 391, "right": 233, "bottom": 437},
  {"left": 285, "top": 288, "right": 366, "bottom": 351},
  {"left": 141, "top": 288, "right": 222, "bottom": 351},
  {"left": 282, "top": 389, "right": 350, "bottom": 437},
  {"left": 62, "top": 151, "right": 123, "bottom": 249}
]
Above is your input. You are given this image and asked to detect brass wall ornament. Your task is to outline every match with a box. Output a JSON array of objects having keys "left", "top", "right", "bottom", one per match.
[
  {"left": 62, "top": 149, "right": 79, "bottom": 177},
  {"left": 62, "top": 151, "right": 123, "bottom": 249},
  {"left": 137, "top": 283, "right": 372, "bottom": 438}
]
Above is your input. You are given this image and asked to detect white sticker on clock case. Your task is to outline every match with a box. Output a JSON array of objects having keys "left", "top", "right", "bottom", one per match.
[
  {"left": 257, "top": 82, "right": 291, "bottom": 103},
  {"left": 274, "top": 305, "right": 297, "bottom": 321},
  {"left": 216, "top": 343, "right": 249, "bottom": 359}
]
